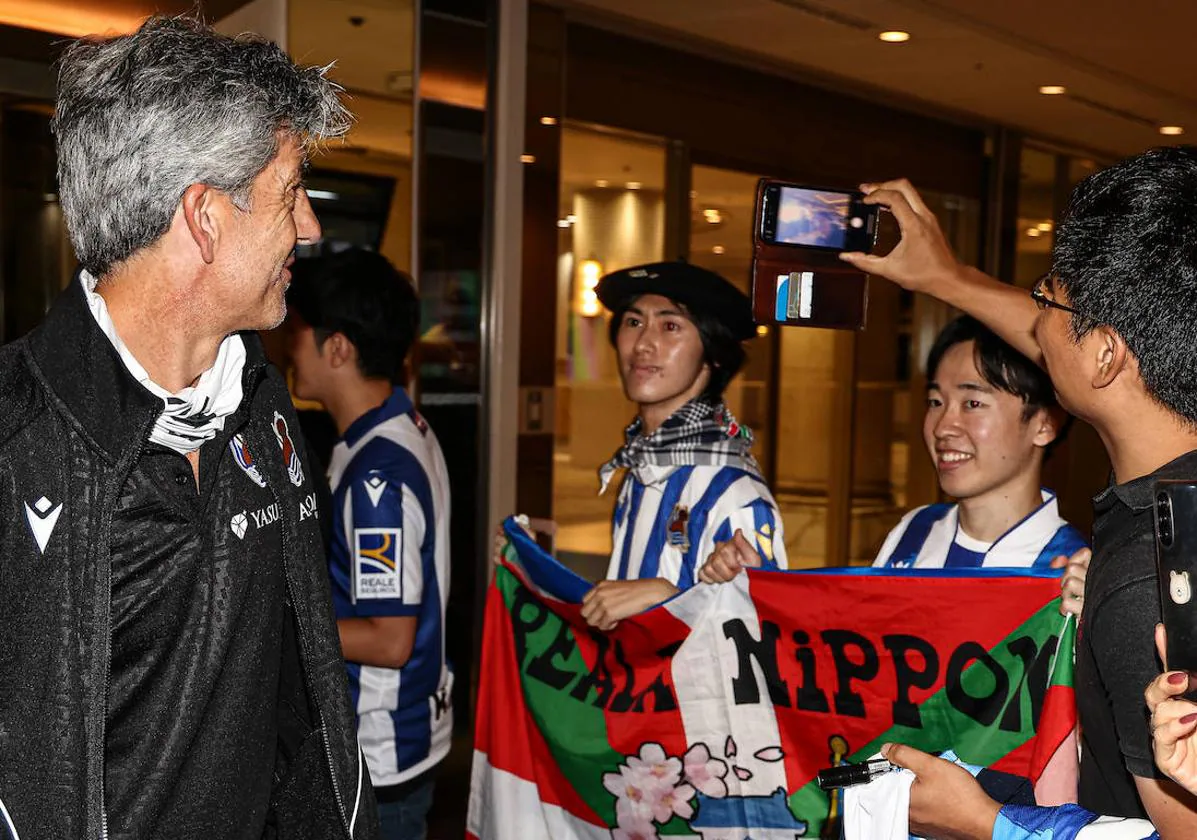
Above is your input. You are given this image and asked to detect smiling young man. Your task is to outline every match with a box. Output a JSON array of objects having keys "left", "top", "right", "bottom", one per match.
[
  {"left": 578, "top": 261, "right": 788, "bottom": 632},
  {"left": 287, "top": 249, "right": 453, "bottom": 840},
  {"left": 873, "top": 316, "right": 1086, "bottom": 571},
  {"left": 837, "top": 149, "right": 1197, "bottom": 839}
]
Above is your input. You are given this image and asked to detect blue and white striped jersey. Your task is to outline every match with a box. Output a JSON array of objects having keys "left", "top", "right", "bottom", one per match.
[
  {"left": 873, "top": 490, "right": 1087, "bottom": 570},
  {"left": 326, "top": 388, "right": 453, "bottom": 787},
  {"left": 606, "top": 464, "right": 788, "bottom": 587}
]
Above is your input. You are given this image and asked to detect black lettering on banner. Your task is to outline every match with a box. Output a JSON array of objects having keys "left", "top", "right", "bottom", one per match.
[
  {"left": 821, "top": 630, "right": 879, "bottom": 718},
  {"left": 525, "top": 613, "right": 580, "bottom": 691},
  {"left": 510, "top": 586, "right": 550, "bottom": 666},
  {"left": 569, "top": 631, "right": 617, "bottom": 709},
  {"left": 946, "top": 641, "right": 1009, "bottom": 726},
  {"left": 607, "top": 635, "right": 641, "bottom": 713},
  {"left": 792, "top": 630, "right": 830, "bottom": 713},
  {"left": 630, "top": 671, "right": 679, "bottom": 713},
  {"left": 999, "top": 634, "right": 1059, "bottom": 733},
  {"left": 723, "top": 619, "right": 791, "bottom": 707},
  {"left": 883, "top": 634, "right": 940, "bottom": 729}
]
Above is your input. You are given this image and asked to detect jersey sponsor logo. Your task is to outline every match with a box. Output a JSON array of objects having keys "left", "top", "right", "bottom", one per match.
[
  {"left": 272, "top": 411, "right": 305, "bottom": 487},
  {"left": 431, "top": 684, "right": 452, "bottom": 722},
  {"left": 23, "top": 495, "right": 63, "bottom": 554},
  {"left": 231, "top": 502, "right": 281, "bottom": 540},
  {"left": 231, "top": 511, "right": 249, "bottom": 539},
  {"left": 299, "top": 492, "right": 318, "bottom": 521},
  {"left": 756, "top": 522, "right": 775, "bottom": 563},
  {"left": 666, "top": 504, "right": 690, "bottom": 553},
  {"left": 354, "top": 527, "right": 402, "bottom": 600},
  {"left": 364, "top": 474, "right": 387, "bottom": 508},
  {"left": 229, "top": 434, "right": 268, "bottom": 488}
]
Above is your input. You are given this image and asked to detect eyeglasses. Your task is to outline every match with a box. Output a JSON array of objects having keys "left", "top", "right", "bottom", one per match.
[{"left": 1030, "top": 272, "right": 1079, "bottom": 316}]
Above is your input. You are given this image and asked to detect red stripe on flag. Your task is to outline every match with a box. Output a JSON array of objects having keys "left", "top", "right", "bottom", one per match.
[
  {"left": 991, "top": 685, "right": 1077, "bottom": 779},
  {"left": 476, "top": 573, "right": 603, "bottom": 824}
]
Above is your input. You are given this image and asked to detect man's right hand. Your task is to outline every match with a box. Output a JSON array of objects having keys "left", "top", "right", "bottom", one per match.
[
  {"left": 839, "top": 179, "right": 963, "bottom": 293},
  {"left": 699, "top": 530, "right": 762, "bottom": 584}
]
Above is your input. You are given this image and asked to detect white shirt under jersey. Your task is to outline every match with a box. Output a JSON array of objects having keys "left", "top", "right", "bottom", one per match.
[
  {"left": 326, "top": 388, "right": 453, "bottom": 787},
  {"left": 872, "top": 490, "right": 1087, "bottom": 570},
  {"left": 606, "top": 463, "right": 788, "bottom": 587}
]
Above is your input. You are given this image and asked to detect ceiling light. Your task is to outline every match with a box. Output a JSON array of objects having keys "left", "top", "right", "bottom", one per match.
[
  {"left": 520, "top": 154, "right": 536, "bottom": 164},
  {"left": 1026, "top": 228, "right": 1042, "bottom": 238},
  {"left": 566, "top": 214, "right": 577, "bottom": 224},
  {"left": 626, "top": 181, "right": 642, "bottom": 190},
  {"left": 557, "top": 219, "right": 570, "bottom": 229},
  {"left": 306, "top": 189, "right": 339, "bottom": 201},
  {"left": 703, "top": 208, "right": 723, "bottom": 224},
  {"left": 1037, "top": 221, "right": 1053, "bottom": 232},
  {"left": 1038, "top": 85, "right": 1067, "bottom": 95},
  {"left": 595, "top": 179, "right": 610, "bottom": 188},
  {"left": 712, "top": 245, "right": 726, "bottom": 255},
  {"left": 540, "top": 116, "right": 558, "bottom": 126},
  {"left": 756, "top": 325, "right": 769, "bottom": 338},
  {"left": 1160, "top": 125, "right": 1185, "bottom": 136},
  {"left": 878, "top": 31, "right": 910, "bottom": 43}
]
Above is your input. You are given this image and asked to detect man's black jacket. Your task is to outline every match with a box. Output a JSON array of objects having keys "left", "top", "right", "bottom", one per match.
[{"left": 0, "top": 280, "right": 379, "bottom": 838}]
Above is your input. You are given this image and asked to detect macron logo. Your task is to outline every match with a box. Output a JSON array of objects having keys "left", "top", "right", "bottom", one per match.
[
  {"left": 364, "top": 475, "right": 388, "bottom": 508},
  {"left": 24, "top": 496, "right": 63, "bottom": 554}
]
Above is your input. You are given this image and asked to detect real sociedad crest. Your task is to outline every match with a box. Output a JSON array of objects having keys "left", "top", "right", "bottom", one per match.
[
  {"left": 272, "top": 412, "right": 305, "bottom": 487},
  {"left": 229, "top": 434, "right": 268, "bottom": 488}
]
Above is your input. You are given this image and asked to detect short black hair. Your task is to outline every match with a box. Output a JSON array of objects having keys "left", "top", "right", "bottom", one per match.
[
  {"left": 606, "top": 293, "right": 747, "bottom": 400},
  {"left": 926, "top": 316, "right": 1067, "bottom": 451},
  {"left": 287, "top": 248, "right": 419, "bottom": 383},
  {"left": 1054, "top": 145, "right": 1197, "bottom": 424}
]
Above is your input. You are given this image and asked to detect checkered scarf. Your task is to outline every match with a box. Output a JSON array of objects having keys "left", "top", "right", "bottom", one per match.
[{"left": 599, "top": 398, "right": 761, "bottom": 493}]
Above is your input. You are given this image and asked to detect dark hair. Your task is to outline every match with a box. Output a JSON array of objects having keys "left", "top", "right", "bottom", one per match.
[
  {"left": 606, "top": 294, "right": 746, "bottom": 400},
  {"left": 926, "top": 316, "right": 1068, "bottom": 452},
  {"left": 287, "top": 248, "right": 419, "bottom": 383},
  {"left": 1053, "top": 145, "right": 1197, "bottom": 424}
]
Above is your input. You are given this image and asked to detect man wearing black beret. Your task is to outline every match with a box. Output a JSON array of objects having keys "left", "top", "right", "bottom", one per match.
[{"left": 579, "top": 261, "right": 789, "bottom": 630}]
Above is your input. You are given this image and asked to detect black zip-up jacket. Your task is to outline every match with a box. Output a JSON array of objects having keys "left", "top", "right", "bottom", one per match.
[{"left": 0, "top": 279, "right": 379, "bottom": 839}]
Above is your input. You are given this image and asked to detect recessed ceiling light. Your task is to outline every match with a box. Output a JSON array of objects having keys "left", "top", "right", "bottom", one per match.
[
  {"left": 878, "top": 31, "right": 910, "bottom": 43},
  {"left": 566, "top": 214, "right": 577, "bottom": 224},
  {"left": 540, "top": 116, "right": 558, "bottom": 126},
  {"left": 520, "top": 154, "right": 536, "bottom": 164},
  {"left": 556, "top": 219, "right": 570, "bottom": 229},
  {"left": 595, "top": 179, "right": 610, "bottom": 188},
  {"left": 756, "top": 325, "right": 769, "bottom": 337},
  {"left": 306, "top": 189, "right": 339, "bottom": 201},
  {"left": 712, "top": 245, "right": 726, "bottom": 255},
  {"left": 1038, "top": 85, "right": 1067, "bottom": 95},
  {"left": 626, "top": 181, "right": 642, "bottom": 190},
  {"left": 1026, "top": 228, "right": 1042, "bottom": 238},
  {"left": 1037, "top": 221, "right": 1053, "bottom": 232},
  {"left": 1160, "top": 125, "right": 1185, "bottom": 136}
]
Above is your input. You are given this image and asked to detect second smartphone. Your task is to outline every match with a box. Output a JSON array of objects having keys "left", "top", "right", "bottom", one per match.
[{"left": 757, "top": 181, "right": 880, "bottom": 254}]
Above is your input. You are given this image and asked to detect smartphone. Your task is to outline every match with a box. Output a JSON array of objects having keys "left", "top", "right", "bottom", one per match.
[
  {"left": 758, "top": 181, "right": 879, "bottom": 254},
  {"left": 1154, "top": 480, "right": 1197, "bottom": 677}
]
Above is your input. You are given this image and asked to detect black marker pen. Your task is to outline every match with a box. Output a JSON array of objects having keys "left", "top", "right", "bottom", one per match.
[{"left": 816, "top": 758, "right": 895, "bottom": 790}]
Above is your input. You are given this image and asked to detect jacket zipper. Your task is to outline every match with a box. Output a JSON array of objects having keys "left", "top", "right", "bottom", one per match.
[
  {"left": 99, "top": 428, "right": 152, "bottom": 840},
  {"left": 267, "top": 479, "right": 354, "bottom": 836}
]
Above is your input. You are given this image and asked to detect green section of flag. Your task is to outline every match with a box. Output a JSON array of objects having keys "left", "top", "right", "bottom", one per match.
[
  {"left": 788, "top": 601, "right": 1074, "bottom": 836},
  {"left": 497, "top": 562, "right": 630, "bottom": 828}
]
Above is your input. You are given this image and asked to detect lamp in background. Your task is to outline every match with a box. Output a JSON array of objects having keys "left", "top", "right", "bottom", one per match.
[{"left": 578, "top": 257, "right": 604, "bottom": 318}]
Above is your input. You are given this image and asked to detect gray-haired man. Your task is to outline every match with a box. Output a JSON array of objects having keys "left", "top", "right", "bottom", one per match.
[{"left": 0, "top": 16, "right": 377, "bottom": 840}]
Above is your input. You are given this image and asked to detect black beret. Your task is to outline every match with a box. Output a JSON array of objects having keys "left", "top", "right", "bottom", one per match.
[{"left": 594, "top": 261, "right": 756, "bottom": 341}]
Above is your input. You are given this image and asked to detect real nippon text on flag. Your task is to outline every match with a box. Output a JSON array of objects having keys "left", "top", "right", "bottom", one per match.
[{"left": 467, "top": 518, "right": 1077, "bottom": 840}]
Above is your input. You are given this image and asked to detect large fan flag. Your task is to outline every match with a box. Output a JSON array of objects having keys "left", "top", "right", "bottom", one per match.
[{"left": 468, "top": 519, "right": 1077, "bottom": 839}]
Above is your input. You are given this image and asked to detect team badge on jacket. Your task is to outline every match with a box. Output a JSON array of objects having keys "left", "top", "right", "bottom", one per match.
[
  {"left": 272, "top": 412, "right": 305, "bottom": 488},
  {"left": 229, "top": 434, "right": 268, "bottom": 488},
  {"left": 667, "top": 504, "right": 690, "bottom": 553}
]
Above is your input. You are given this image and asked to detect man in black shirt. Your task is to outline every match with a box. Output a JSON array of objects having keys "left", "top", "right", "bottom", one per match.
[
  {"left": 839, "top": 150, "right": 1197, "bottom": 836},
  {"left": 0, "top": 16, "right": 378, "bottom": 839}
]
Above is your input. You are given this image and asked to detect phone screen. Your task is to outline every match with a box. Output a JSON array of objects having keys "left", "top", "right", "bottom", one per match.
[{"left": 774, "top": 187, "right": 857, "bottom": 249}]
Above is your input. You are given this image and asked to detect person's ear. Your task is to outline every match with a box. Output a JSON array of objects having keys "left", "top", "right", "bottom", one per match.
[
  {"left": 327, "top": 333, "right": 356, "bottom": 371},
  {"left": 1092, "top": 325, "right": 1130, "bottom": 389},
  {"left": 1030, "top": 406, "right": 1062, "bottom": 449},
  {"left": 180, "top": 183, "right": 222, "bottom": 264}
]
